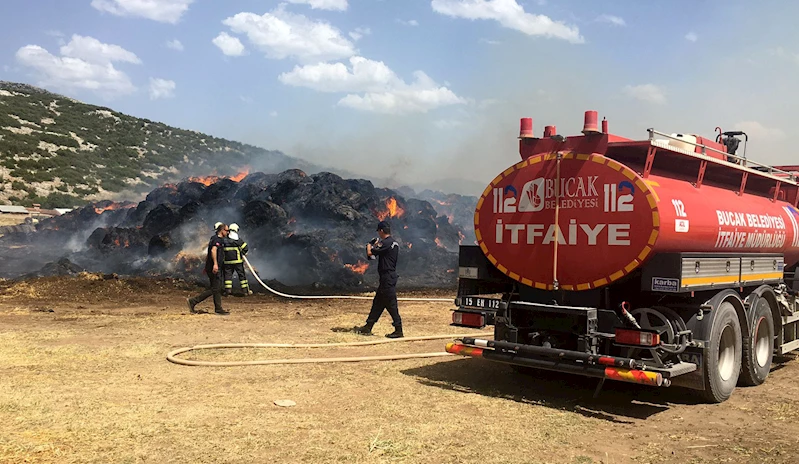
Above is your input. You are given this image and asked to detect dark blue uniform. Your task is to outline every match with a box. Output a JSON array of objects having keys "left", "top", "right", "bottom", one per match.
[
  {"left": 188, "top": 234, "right": 227, "bottom": 314},
  {"left": 366, "top": 235, "right": 401, "bottom": 328}
]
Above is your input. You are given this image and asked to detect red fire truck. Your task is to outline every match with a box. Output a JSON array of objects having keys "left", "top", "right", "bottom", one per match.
[{"left": 448, "top": 110, "right": 799, "bottom": 403}]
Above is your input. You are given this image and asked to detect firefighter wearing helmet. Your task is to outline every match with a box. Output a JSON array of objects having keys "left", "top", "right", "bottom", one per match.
[{"left": 222, "top": 223, "right": 251, "bottom": 295}]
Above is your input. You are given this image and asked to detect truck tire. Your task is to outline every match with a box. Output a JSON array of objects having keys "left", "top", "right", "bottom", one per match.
[
  {"left": 738, "top": 297, "right": 774, "bottom": 387},
  {"left": 701, "top": 301, "right": 742, "bottom": 403}
]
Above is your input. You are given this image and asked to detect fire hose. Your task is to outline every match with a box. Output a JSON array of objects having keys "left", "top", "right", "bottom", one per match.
[
  {"left": 166, "top": 332, "right": 494, "bottom": 367},
  {"left": 243, "top": 256, "right": 452, "bottom": 302},
  {"left": 166, "top": 257, "right": 487, "bottom": 366}
]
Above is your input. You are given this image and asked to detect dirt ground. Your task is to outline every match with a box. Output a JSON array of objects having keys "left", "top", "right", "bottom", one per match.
[{"left": 1, "top": 275, "right": 798, "bottom": 463}]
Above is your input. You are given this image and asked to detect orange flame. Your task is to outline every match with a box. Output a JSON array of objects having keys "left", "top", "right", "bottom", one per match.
[
  {"left": 376, "top": 197, "right": 405, "bottom": 221},
  {"left": 435, "top": 237, "right": 445, "bottom": 248},
  {"left": 406, "top": 243, "right": 413, "bottom": 249},
  {"left": 458, "top": 231, "right": 465, "bottom": 244},
  {"left": 112, "top": 237, "right": 131, "bottom": 248},
  {"left": 94, "top": 202, "right": 135, "bottom": 214},
  {"left": 345, "top": 261, "right": 369, "bottom": 274},
  {"left": 188, "top": 168, "right": 250, "bottom": 186}
]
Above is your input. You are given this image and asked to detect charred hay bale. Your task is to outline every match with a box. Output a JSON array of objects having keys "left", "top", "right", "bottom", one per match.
[
  {"left": 179, "top": 200, "right": 202, "bottom": 221},
  {"left": 177, "top": 181, "right": 207, "bottom": 204},
  {"left": 119, "top": 201, "right": 156, "bottom": 228},
  {"left": 241, "top": 172, "right": 278, "bottom": 187},
  {"left": 86, "top": 227, "right": 150, "bottom": 252},
  {"left": 261, "top": 169, "right": 313, "bottom": 205},
  {"left": 148, "top": 233, "right": 175, "bottom": 256},
  {"left": 143, "top": 204, "right": 181, "bottom": 234},
  {"left": 146, "top": 185, "right": 179, "bottom": 205},
  {"left": 199, "top": 178, "right": 241, "bottom": 204},
  {"left": 234, "top": 180, "right": 273, "bottom": 203},
  {"left": 243, "top": 200, "right": 288, "bottom": 229},
  {"left": 280, "top": 172, "right": 374, "bottom": 221},
  {"left": 28, "top": 257, "right": 85, "bottom": 278}
]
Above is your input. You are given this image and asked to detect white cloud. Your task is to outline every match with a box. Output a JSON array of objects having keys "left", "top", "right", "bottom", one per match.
[
  {"left": 221, "top": 6, "right": 355, "bottom": 63},
  {"left": 166, "top": 39, "right": 184, "bottom": 51},
  {"left": 240, "top": 95, "right": 253, "bottom": 104},
  {"left": 397, "top": 19, "right": 419, "bottom": 26},
  {"left": 279, "top": 56, "right": 466, "bottom": 114},
  {"left": 623, "top": 84, "right": 666, "bottom": 105},
  {"left": 596, "top": 14, "right": 625, "bottom": 26},
  {"left": 287, "top": 0, "right": 347, "bottom": 11},
  {"left": 15, "top": 35, "right": 140, "bottom": 99},
  {"left": 213, "top": 32, "right": 246, "bottom": 56},
  {"left": 431, "top": 0, "right": 583, "bottom": 44},
  {"left": 733, "top": 121, "right": 786, "bottom": 141},
  {"left": 149, "top": 78, "right": 176, "bottom": 100},
  {"left": 269, "top": 110, "right": 278, "bottom": 117},
  {"left": 479, "top": 38, "right": 501, "bottom": 45},
  {"left": 685, "top": 32, "right": 698, "bottom": 42},
  {"left": 59, "top": 34, "right": 141, "bottom": 64},
  {"left": 349, "top": 27, "right": 371, "bottom": 41},
  {"left": 91, "top": 0, "right": 194, "bottom": 24}
]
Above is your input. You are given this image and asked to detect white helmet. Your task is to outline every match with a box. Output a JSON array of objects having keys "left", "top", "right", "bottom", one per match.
[
  {"left": 229, "top": 223, "right": 239, "bottom": 232},
  {"left": 214, "top": 222, "right": 223, "bottom": 230}
]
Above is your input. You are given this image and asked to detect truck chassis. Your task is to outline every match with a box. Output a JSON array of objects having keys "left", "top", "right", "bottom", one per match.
[{"left": 449, "top": 245, "right": 799, "bottom": 403}]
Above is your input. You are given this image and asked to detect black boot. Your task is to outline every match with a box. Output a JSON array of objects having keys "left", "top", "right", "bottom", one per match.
[
  {"left": 385, "top": 326, "right": 403, "bottom": 338},
  {"left": 354, "top": 323, "right": 373, "bottom": 335},
  {"left": 187, "top": 298, "right": 200, "bottom": 314}
]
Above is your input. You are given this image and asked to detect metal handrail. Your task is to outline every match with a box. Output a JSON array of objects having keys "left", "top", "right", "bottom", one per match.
[{"left": 647, "top": 129, "right": 797, "bottom": 183}]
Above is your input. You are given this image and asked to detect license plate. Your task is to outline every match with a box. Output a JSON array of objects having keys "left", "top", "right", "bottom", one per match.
[{"left": 459, "top": 296, "right": 502, "bottom": 310}]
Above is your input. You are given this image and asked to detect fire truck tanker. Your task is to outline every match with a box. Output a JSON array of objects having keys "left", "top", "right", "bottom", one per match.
[{"left": 448, "top": 111, "right": 799, "bottom": 402}]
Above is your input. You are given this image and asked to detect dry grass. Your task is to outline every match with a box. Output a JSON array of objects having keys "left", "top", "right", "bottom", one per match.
[{"left": 1, "top": 278, "right": 799, "bottom": 463}]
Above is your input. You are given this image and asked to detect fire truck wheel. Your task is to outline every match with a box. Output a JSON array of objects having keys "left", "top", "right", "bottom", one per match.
[
  {"left": 738, "top": 296, "right": 774, "bottom": 387},
  {"left": 701, "top": 301, "right": 742, "bottom": 403}
]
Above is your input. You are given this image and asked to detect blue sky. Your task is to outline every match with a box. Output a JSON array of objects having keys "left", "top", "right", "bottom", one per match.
[{"left": 2, "top": 1, "right": 799, "bottom": 192}]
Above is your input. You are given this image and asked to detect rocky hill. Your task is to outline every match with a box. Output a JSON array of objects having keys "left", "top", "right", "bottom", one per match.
[
  {"left": 0, "top": 81, "right": 319, "bottom": 208},
  {"left": 0, "top": 81, "right": 480, "bottom": 239}
]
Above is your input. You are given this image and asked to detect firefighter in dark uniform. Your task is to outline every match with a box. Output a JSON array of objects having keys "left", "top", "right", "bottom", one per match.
[
  {"left": 187, "top": 222, "right": 230, "bottom": 315},
  {"left": 355, "top": 221, "right": 403, "bottom": 338},
  {"left": 222, "top": 223, "right": 251, "bottom": 295}
]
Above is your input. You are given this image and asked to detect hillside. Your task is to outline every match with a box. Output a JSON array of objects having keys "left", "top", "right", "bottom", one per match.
[{"left": 0, "top": 81, "right": 319, "bottom": 208}]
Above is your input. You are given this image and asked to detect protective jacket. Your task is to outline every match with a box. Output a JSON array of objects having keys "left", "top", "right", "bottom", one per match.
[{"left": 222, "top": 234, "right": 248, "bottom": 265}]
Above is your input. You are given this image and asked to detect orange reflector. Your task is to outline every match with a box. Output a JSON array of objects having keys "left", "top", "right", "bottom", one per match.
[
  {"left": 615, "top": 328, "right": 660, "bottom": 346},
  {"left": 445, "top": 342, "right": 484, "bottom": 357},
  {"left": 604, "top": 367, "right": 662, "bottom": 386}
]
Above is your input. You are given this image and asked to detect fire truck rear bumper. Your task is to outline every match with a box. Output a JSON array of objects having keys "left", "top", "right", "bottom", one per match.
[{"left": 446, "top": 339, "right": 697, "bottom": 388}]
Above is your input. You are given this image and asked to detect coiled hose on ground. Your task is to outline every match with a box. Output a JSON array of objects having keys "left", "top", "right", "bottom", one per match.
[{"left": 166, "top": 257, "right": 491, "bottom": 366}]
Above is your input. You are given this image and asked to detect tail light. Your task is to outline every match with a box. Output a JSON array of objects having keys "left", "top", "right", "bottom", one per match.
[
  {"left": 452, "top": 311, "right": 485, "bottom": 327},
  {"left": 614, "top": 328, "right": 660, "bottom": 346}
]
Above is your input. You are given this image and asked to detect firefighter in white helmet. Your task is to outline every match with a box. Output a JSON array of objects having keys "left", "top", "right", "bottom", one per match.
[{"left": 222, "top": 223, "right": 251, "bottom": 295}]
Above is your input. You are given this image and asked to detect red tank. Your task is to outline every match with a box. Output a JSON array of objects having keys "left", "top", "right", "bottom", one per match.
[{"left": 474, "top": 112, "right": 799, "bottom": 291}]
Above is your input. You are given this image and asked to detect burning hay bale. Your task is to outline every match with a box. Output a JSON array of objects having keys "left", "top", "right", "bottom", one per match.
[{"left": 0, "top": 169, "right": 470, "bottom": 290}]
